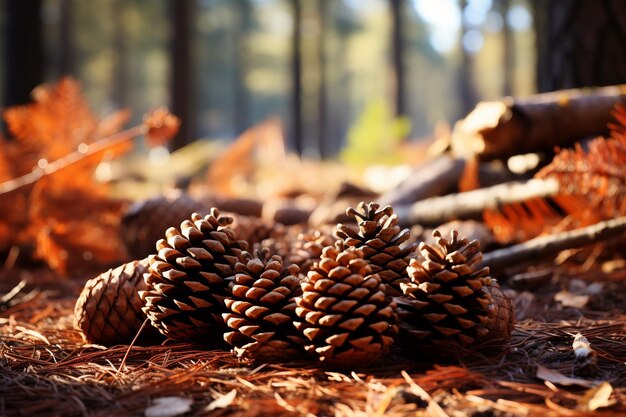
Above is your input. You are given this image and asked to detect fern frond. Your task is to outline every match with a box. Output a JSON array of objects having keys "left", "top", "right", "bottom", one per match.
[{"left": 484, "top": 104, "right": 626, "bottom": 244}]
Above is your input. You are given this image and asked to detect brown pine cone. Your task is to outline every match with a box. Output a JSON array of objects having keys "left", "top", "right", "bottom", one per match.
[
  {"left": 482, "top": 281, "right": 515, "bottom": 344},
  {"left": 397, "top": 229, "right": 513, "bottom": 349},
  {"left": 121, "top": 193, "right": 207, "bottom": 259},
  {"left": 336, "top": 202, "right": 417, "bottom": 295},
  {"left": 228, "top": 213, "right": 274, "bottom": 247},
  {"left": 223, "top": 249, "right": 304, "bottom": 362},
  {"left": 294, "top": 244, "right": 398, "bottom": 368},
  {"left": 140, "top": 210, "right": 247, "bottom": 340},
  {"left": 74, "top": 258, "right": 156, "bottom": 345},
  {"left": 286, "top": 229, "right": 337, "bottom": 274}
]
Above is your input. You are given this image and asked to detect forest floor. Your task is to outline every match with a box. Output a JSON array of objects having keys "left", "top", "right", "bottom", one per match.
[{"left": 1, "top": 259, "right": 625, "bottom": 417}]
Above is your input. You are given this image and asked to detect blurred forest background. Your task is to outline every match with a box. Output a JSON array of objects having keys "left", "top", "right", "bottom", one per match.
[{"left": 1, "top": 0, "right": 625, "bottom": 157}]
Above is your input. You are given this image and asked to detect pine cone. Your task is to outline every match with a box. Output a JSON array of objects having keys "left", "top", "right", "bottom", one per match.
[
  {"left": 223, "top": 249, "right": 304, "bottom": 362},
  {"left": 121, "top": 193, "right": 207, "bottom": 259},
  {"left": 286, "top": 229, "right": 337, "bottom": 274},
  {"left": 294, "top": 244, "right": 398, "bottom": 368},
  {"left": 74, "top": 258, "right": 156, "bottom": 345},
  {"left": 140, "top": 210, "right": 247, "bottom": 340},
  {"left": 397, "top": 230, "right": 513, "bottom": 349},
  {"left": 228, "top": 213, "right": 274, "bottom": 247},
  {"left": 336, "top": 202, "right": 416, "bottom": 295}
]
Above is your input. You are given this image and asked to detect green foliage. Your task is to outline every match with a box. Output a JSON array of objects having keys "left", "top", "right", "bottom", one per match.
[{"left": 340, "top": 100, "right": 411, "bottom": 167}]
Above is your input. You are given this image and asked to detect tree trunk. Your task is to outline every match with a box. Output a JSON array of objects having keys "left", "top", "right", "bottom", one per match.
[
  {"left": 170, "top": 0, "right": 193, "bottom": 150},
  {"left": 4, "top": 0, "right": 44, "bottom": 107},
  {"left": 458, "top": 0, "right": 477, "bottom": 116},
  {"left": 290, "top": 0, "right": 303, "bottom": 154},
  {"left": 58, "top": 0, "right": 74, "bottom": 76},
  {"left": 233, "top": 0, "right": 251, "bottom": 135},
  {"left": 535, "top": 0, "right": 626, "bottom": 92},
  {"left": 318, "top": 0, "right": 329, "bottom": 158},
  {"left": 389, "top": 0, "right": 406, "bottom": 117},
  {"left": 112, "top": 0, "right": 128, "bottom": 108}
]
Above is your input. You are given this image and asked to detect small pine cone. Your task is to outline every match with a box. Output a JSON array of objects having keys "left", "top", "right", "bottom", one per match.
[
  {"left": 286, "top": 229, "right": 337, "bottom": 274},
  {"left": 74, "top": 259, "right": 155, "bottom": 345},
  {"left": 223, "top": 249, "right": 304, "bottom": 362},
  {"left": 228, "top": 213, "right": 274, "bottom": 246},
  {"left": 397, "top": 230, "right": 513, "bottom": 349},
  {"left": 336, "top": 202, "right": 417, "bottom": 295},
  {"left": 140, "top": 210, "right": 247, "bottom": 340},
  {"left": 294, "top": 244, "right": 398, "bottom": 368},
  {"left": 121, "top": 193, "right": 207, "bottom": 259}
]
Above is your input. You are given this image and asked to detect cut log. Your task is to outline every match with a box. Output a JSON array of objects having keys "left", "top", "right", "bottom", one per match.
[
  {"left": 394, "top": 178, "right": 560, "bottom": 227},
  {"left": 482, "top": 215, "right": 626, "bottom": 272},
  {"left": 452, "top": 85, "right": 626, "bottom": 160}
]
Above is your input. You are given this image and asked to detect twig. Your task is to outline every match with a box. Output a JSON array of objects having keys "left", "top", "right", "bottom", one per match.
[
  {"left": 482, "top": 215, "right": 626, "bottom": 271},
  {"left": 0, "top": 125, "right": 145, "bottom": 195},
  {"left": 117, "top": 318, "right": 151, "bottom": 374},
  {"left": 395, "top": 178, "right": 560, "bottom": 226},
  {"left": 401, "top": 370, "right": 450, "bottom": 417}
]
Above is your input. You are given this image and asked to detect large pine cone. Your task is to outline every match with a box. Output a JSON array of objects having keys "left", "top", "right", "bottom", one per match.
[
  {"left": 294, "top": 244, "right": 398, "bottom": 368},
  {"left": 140, "top": 210, "right": 247, "bottom": 340},
  {"left": 121, "top": 193, "right": 207, "bottom": 259},
  {"left": 336, "top": 202, "right": 416, "bottom": 295},
  {"left": 223, "top": 249, "right": 304, "bottom": 362},
  {"left": 74, "top": 258, "right": 156, "bottom": 345},
  {"left": 397, "top": 230, "right": 513, "bottom": 349}
]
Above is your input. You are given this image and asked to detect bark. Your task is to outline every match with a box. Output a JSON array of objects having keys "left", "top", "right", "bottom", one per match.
[
  {"left": 394, "top": 177, "right": 560, "bottom": 227},
  {"left": 482, "top": 215, "right": 626, "bottom": 272},
  {"left": 535, "top": 0, "right": 626, "bottom": 93},
  {"left": 451, "top": 85, "right": 626, "bottom": 160}
]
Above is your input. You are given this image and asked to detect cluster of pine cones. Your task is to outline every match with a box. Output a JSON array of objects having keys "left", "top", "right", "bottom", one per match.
[{"left": 74, "top": 197, "right": 514, "bottom": 368}]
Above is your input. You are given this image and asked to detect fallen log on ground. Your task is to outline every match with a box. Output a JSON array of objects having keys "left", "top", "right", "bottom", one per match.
[
  {"left": 482, "top": 215, "right": 626, "bottom": 272},
  {"left": 394, "top": 178, "right": 560, "bottom": 227},
  {"left": 452, "top": 85, "right": 626, "bottom": 160}
]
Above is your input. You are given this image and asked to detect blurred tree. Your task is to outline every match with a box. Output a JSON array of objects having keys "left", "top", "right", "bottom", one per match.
[
  {"left": 112, "top": 0, "right": 129, "bottom": 108},
  {"left": 318, "top": 0, "right": 329, "bottom": 157},
  {"left": 58, "top": 0, "right": 75, "bottom": 75},
  {"left": 4, "top": 0, "right": 44, "bottom": 107},
  {"left": 289, "top": 0, "right": 303, "bottom": 153},
  {"left": 233, "top": 0, "right": 253, "bottom": 135},
  {"left": 171, "top": 0, "right": 193, "bottom": 149},
  {"left": 535, "top": 0, "right": 626, "bottom": 91},
  {"left": 389, "top": 0, "right": 406, "bottom": 118},
  {"left": 458, "top": 0, "right": 478, "bottom": 115}
]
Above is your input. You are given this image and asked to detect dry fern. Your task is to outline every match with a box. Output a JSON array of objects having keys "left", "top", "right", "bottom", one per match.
[
  {"left": 484, "top": 105, "right": 626, "bottom": 244},
  {"left": 0, "top": 77, "right": 179, "bottom": 273}
]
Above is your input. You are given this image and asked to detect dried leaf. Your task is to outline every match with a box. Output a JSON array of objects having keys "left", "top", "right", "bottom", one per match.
[
  {"left": 145, "top": 397, "right": 193, "bottom": 417},
  {"left": 536, "top": 365, "right": 597, "bottom": 388},
  {"left": 579, "top": 382, "right": 614, "bottom": 411},
  {"left": 206, "top": 389, "right": 237, "bottom": 411}
]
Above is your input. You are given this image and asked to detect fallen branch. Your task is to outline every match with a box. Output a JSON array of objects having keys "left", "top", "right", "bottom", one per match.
[
  {"left": 395, "top": 178, "right": 560, "bottom": 226},
  {"left": 452, "top": 85, "right": 626, "bottom": 160},
  {"left": 482, "top": 215, "right": 626, "bottom": 271},
  {"left": 379, "top": 156, "right": 466, "bottom": 206}
]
